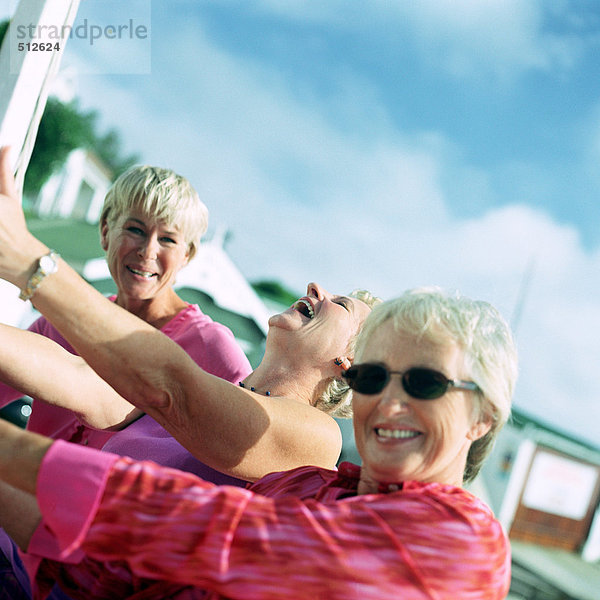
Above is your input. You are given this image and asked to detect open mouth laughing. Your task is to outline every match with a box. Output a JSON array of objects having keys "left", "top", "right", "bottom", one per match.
[{"left": 293, "top": 298, "right": 315, "bottom": 319}]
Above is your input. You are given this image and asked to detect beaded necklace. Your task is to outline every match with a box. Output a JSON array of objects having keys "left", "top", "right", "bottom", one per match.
[{"left": 238, "top": 381, "right": 271, "bottom": 396}]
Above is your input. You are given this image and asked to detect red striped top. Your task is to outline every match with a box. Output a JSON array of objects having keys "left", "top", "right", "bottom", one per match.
[{"left": 35, "top": 441, "right": 510, "bottom": 600}]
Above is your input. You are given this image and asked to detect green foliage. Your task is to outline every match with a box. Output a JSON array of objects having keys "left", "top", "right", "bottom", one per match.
[
  {"left": 24, "top": 98, "right": 139, "bottom": 195},
  {"left": 252, "top": 280, "right": 300, "bottom": 306},
  {"left": 0, "top": 19, "right": 8, "bottom": 48},
  {"left": 24, "top": 98, "right": 95, "bottom": 195}
]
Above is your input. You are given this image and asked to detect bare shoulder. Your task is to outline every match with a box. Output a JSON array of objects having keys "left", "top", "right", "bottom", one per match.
[{"left": 265, "top": 394, "right": 343, "bottom": 471}]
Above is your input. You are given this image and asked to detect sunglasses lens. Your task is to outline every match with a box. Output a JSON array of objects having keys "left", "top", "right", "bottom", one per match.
[
  {"left": 345, "top": 365, "right": 455, "bottom": 399},
  {"left": 346, "top": 364, "right": 389, "bottom": 394},
  {"left": 403, "top": 368, "right": 449, "bottom": 399}
]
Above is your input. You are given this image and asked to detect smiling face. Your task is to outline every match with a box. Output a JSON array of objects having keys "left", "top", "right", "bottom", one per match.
[
  {"left": 267, "top": 282, "right": 372, "bottom": 362},
  {"left": 352, "top": 326, "right": 490, "bottom": 487},
  {"left": 101, "top": 209, "right": 190, "bottom": 311}
]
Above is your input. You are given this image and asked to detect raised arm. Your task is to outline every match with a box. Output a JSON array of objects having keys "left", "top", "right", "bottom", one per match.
[
  {"left": 0, "top": 324, "right": 141, "bottom": 430},
  {"left": 0, "top": 148, "right": 340, "bottom": 480}
]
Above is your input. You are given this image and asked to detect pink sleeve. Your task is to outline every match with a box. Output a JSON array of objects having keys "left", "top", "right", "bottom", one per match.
[
  {"left": 36, "top": 440, "right": 119, "bottom": 559},
  {"left": 180, "top": 322, "right": 252, "bottom": 384}
]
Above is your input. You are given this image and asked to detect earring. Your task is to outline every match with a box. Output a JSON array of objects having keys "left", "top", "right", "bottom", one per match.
[{"left": 334, "top": 357, "right": 351, "bottom": 370}]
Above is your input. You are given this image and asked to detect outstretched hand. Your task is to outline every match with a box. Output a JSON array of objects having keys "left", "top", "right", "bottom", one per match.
[{"left": 0, "top": 146, "right": 48, "bottom": 288}]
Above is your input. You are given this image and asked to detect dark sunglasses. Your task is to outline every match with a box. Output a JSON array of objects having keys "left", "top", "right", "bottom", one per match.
[{"left": 342, "top": 362, "right": 479, "bottom": 399}]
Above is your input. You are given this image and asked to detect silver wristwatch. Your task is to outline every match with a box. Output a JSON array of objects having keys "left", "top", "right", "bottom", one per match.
[{"left": 19, "top": 251, "right": 60, "bottom": 301}]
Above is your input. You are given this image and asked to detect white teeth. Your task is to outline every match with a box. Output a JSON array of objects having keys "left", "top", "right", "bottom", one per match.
[
  {"left": 376, "top": 428, "right": 420, "bottom": 439},
  {"left": 294, "top": 299, "right": 314, "bottom": 319},
  {"left": 129, "top": 267, "right": 154, "bottom": 278}
]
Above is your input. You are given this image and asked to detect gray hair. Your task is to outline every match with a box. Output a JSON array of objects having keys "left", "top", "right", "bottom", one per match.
[
  {"left": 100, "top": 165, "right": 208, "bottom": 261},
  {"left": 353, "top": 287, "right": 518, "bottom": 483}
]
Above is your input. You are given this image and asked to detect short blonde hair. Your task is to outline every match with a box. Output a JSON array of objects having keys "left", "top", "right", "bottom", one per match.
[
  {"left": 314, "top": 289, "right": 382, "bottom": 418},
  {"left": 353, "top": 287, "right": 518, "bottom": 483},
  {"left": 100, "top": 165, "right": 208, "bottom": 261}
]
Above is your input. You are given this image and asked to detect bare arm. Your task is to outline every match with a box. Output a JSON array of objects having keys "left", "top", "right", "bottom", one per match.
[
  {"left": 0, "top": 148, "right": 341, "bottom": 480},
  {"left": 0, "top": 324, "right": 142, "bottom": 430},
  {"left": 0, "top": 480, "right": 41, "bottom": 550},
  {"left": 0, "top": 418, "right": 51, "bottom": 497},
  {"left": 0, "top": 419, "right": 49, "bottom": 550}
]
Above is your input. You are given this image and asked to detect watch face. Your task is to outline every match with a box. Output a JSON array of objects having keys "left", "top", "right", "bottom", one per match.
[{"left": 40, "top": 254, "right": 58, "bottom": 274}]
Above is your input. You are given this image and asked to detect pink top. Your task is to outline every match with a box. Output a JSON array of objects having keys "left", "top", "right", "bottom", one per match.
[
  {"left": 1, "top": 300, "right": 251, "bottom": 598},
  {"left": 33, "top": 441, "right": 511, "bottom": 600}
]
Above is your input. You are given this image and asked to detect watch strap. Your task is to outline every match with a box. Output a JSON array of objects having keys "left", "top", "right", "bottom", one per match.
[{"left": 19, "top": 251, "right": 60, "bottom": 302}]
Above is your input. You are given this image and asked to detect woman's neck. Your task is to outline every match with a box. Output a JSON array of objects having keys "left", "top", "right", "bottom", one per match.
[
  {"left": 116, "top": 290, "right": 188, "bottom": 330},
  {"left": 241, "top": 357, "right": 321, "bottom": 406}
]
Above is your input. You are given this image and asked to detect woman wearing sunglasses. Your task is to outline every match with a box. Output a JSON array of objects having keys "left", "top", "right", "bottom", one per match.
[{"left": 0, "top": 286, "right": 517, "bottom": 600}]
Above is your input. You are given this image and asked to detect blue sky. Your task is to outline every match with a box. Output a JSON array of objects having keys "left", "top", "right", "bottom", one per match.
[{"left": 3, "top": 0, "right": 600, "bottom": 446}]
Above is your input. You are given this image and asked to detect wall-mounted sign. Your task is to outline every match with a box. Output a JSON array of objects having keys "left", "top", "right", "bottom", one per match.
[{"left": 522, "top": 451, "right": 599, "bottom": 520}]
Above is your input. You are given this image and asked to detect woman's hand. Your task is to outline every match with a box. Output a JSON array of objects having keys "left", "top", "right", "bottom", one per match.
[{"left": 0, "top": 146, "right": 48, "bottom": 289}]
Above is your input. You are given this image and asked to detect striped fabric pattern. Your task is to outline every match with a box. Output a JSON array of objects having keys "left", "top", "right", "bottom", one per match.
[{"left": 48, "top": 458, "right": 511, "bottom": 600}]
